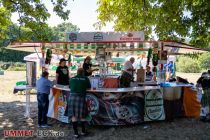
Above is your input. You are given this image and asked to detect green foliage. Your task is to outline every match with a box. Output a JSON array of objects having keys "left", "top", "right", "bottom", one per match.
[
  {"left": 0, "top": 61, "right": 26, "bottom": 71},
  {"left": 176, "top": 56, "right": 201, "bottom": 73},
  {"left": 0, "top": 48, "right": 30, "bottom": 62},
  {"left": 96, "top": 0, "right": 210, "bottom": 48},
  {"left": 0, "top": 0, "right": 71, "bottom": 41},
  {"left": 7, "top": 65, "right": 26, "bottom": 71},
  {"left": 0, "top": 22, "right": 79, "bottom": 47},
  {"left": 198, "top": 53, "right": 210, "bottom": 70},
  {"left": 52, "top": 22, "right": 80, "bottom": 41},
  {"left": 0, "top": 7, "right": 12, "bottom": 39}
]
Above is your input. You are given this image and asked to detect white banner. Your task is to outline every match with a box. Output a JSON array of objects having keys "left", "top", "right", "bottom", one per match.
[{"left": 66, "top": 31, "right": 145, "bottom": 42}]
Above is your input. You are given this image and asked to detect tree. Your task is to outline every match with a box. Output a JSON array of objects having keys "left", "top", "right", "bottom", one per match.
[
  {"left": 176, "top": 56, "right": 201, "bottom": 73},
  {"left": 0, "top": 0, "right": 71, "bottom": 41},
  {"left": 0, "top": 7, "right": 12, "bottom": 39},
  {"left": 96, "top": 0, "right": 210, "bottom": 48},
  {"left": 198, "top": 52, "right": 210, "bottom": 70},
  {"left": 52, "top": 22, "right": 80, "bottom": 41}
]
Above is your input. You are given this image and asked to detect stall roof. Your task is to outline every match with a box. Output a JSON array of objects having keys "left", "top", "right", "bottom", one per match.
[{"left": 7, "top": 40, "right": 210, "bottom": 56}]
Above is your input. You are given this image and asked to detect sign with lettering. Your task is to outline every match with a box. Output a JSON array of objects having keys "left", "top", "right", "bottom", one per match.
[
  {"left": 144, "top": 89, "right": 165, "bottom": 121},
  {"left": 66, "top": 32, "right": 145, "bottom": 42}
]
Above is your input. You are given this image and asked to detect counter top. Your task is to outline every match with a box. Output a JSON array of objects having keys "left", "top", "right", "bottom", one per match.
[
  {"left": 53, "top": 85, "right": 160, "bottom": 93},
  {"left": 88, "top": 86, "right": 160, "bottom": 93}
]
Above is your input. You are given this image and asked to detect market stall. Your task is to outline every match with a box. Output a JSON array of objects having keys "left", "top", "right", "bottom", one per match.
[{"left": 9, "top": 31, "right": 209, "bottom": 124}]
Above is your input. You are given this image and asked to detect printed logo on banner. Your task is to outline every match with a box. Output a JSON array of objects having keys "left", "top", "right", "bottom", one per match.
[
  {"left": 127, "top": 33, "right": 133, "bottom": 37},
  {"left": 115, "top": 105, "right": 132, "bottom": 119},
  {"left": 69, "top": 33, "right": 77, "bottom": 42},
  {"left": 93, "top": 32, "right": 103, "bottom": 41},
  {"left": 86, "top": 94, "right": 99, "bottom": 115},
  {"left": 144, "top": 89, "right": 165, "bottom": 121},
  {"left": 57, "top": 94, "right": 69, "bottom": 123}
]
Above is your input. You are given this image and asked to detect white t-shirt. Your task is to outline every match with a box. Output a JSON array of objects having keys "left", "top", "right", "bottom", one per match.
[{"left": 123, "top": 61, "right": 134, "bottom": 75}]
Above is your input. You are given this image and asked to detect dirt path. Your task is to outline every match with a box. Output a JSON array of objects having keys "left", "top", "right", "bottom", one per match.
[{"left": 1, "top": 71, "right": 210, "bottom": 140}]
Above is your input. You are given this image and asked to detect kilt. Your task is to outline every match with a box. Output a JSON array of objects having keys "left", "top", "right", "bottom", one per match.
[
  {"left": 120, "top": 71, "right": 134, "bottom": 88},
  {"left": 66, "top": 93, "right": 87, "bottom": 119},
  {"left": 201, "top": 88, "right": 210, "bottom": 107}
]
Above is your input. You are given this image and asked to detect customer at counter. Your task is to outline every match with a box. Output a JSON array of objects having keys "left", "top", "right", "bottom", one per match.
[
  {"left": 56, "top": 58, "right": 69, "bottom": 85},
  {"left": 200, "top": 70, "right": 210, "bottom": 119},
  {"left": 83, "top": 56, "right": 98, "bottom": 76},
  {"left": 36, "top": 71, "right": 53, "bottom": 128},
  {"left": 67, "top": 68, "right": 91, "bottom": 138},
  {"left": 145, "top": 65, "right": 153, "bottom": 81},
  {"left": 197, "top": 72, "right": 208, "bottom": 87},
  {"left": 120, "top": 57, "right": 135, "bottom": 87}
]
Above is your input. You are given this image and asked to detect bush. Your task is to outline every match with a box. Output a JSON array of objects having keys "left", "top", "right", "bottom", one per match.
[
  {"left": 0, "top": 61, "right": 26, "bottom": 71},
  {"left": 0, "top": 48, "right": 30, "bottom": 62},
  {"left": 176, "top": 56, "right": 201, "bottom": 73},
  {"left": 198, "top": 52, "right": 210, "bottom": 70},
  {"left": 7, "top": 66, "right": 26, "bottom": 71}
]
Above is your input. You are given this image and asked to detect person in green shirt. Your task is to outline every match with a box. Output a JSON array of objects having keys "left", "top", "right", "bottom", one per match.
[{"left": 67, "top": 68, "right": 91, "bottom": 138}]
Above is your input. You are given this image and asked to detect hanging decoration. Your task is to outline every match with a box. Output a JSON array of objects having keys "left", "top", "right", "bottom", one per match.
[
  {"left": 63, "top": 44, "right": 68, "bottom": 53},
  {"left": 45, "top": 49, "right": 52, "bottom": 64},
  {"left": 147, "top": 48, "right": 152, "bottom": 65},
  {"left": 68, "top": 53, "right": 72, "bottom": 66},
  {"left": 152, "top": 47, "right": 158, "bottom": 67},
  {"left": 151, "top": 45, "right": 159, "bottom": 81},
  {"left": 41, "top": 44, "right": 46, "bottom": 58}
]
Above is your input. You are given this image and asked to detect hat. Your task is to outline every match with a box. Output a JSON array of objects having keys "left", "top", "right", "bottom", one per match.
[{"left": 59, "top": 58, "right": 67, "bottom": 63}]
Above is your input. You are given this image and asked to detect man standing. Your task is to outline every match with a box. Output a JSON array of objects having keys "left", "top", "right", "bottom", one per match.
[
  {"left": 36, "top": 71, "right": 53, "bottom": 128},
  {"left": 83, "top": 56, "right": 99, "bottom": 76},
  {"left": 120, "top": 57, "right": 136, "bottom": 87}
]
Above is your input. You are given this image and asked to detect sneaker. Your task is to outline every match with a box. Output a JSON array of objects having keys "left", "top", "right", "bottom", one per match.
[
  {"left": 37, "top": 125, "right": 41, "bottom": 128},
  {"left": 200, "top": 116, "right": 206, "bottom": 122},
  {"left": 81, "top": 131, "right": 89, "bottom": 136},
  {"left": 41, "top": 124, "right": 52, "bottom": 128},
  {"left": 73, "top": 134, "right": 79, "bottom": 138}
]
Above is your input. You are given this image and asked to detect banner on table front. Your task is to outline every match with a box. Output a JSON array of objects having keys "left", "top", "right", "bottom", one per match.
[
  {"left": 47, "top": 88, "right": 69, "bottom": 123},
  {"left": 47, "top": 88, "right": 165, "bottom": 125},
  {"left": 144, "top": 89, "right": 165, "bottom": 121}
]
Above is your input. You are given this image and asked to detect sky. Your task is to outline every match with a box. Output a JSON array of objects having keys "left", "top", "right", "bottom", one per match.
[{"left": 11, "top": 0, "right": 114, "bottom": 31}]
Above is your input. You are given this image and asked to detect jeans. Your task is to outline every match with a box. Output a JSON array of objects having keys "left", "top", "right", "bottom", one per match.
[{"left": 37, "top": 93, "right": 49, "bottom": 125}]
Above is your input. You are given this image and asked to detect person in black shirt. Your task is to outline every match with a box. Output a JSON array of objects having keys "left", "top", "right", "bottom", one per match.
[
  {"left": 197, "top": 72, "right": 208, "bottom": 87},
  {"left": 56, "top": 58, "right": 69, "bottom": 85},
  {"left": 146, "top": 65, "right": 153, "bottom": 81},
  {"left": 83, "top": 56, "right": 98, "bottom": 76}
]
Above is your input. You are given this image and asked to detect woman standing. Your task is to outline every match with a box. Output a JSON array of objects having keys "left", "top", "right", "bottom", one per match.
[
  {"left": 67, "top": 68, "right": 91, "bottom": 138},
  {"left": 56, "top": 58, "right": 69, "bottom": 85}
]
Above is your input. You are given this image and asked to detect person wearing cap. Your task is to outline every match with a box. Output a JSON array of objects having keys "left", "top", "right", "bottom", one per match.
[
  {"left": 120, "top": 57, "right": 136, "bottom": 87},
  {"left": 83, "top": 56, "right": 98, "bottom": 76},
  {"left": 56, "top": 58, "right": 69, "bottom": 85},
  {"left": 36, "top": 71, "right": 53, "bottom": 128},
  {"left": 67, "top": 68, "right": 91, "bottom": 138}
]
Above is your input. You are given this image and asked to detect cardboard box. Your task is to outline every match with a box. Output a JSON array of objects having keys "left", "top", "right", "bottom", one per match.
[{"left": 137, "top": 68, "right": 145, "bottom": 82}]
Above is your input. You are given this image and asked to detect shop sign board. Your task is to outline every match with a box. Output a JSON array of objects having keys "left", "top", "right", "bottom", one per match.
[{"left": 66, "top": 31, "right": 145, "bottom": 42}]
